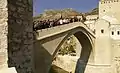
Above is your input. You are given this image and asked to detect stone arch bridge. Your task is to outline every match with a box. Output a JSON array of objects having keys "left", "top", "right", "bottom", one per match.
[
  {"left": 34, "top": 22, "right": 96, "bottom": 73},
  {"left": 0, "top": 0, "right": 115, "bottom": 73}
]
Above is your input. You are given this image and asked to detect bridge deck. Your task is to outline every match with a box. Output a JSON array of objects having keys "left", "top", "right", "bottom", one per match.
[{"left": 35, "top": 22, "right": 95, "bottom": 40}]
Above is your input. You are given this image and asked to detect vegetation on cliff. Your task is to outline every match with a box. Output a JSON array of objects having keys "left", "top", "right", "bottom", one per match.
[{"left": 58, "top": 36, "right": 76, "bottom": 56}]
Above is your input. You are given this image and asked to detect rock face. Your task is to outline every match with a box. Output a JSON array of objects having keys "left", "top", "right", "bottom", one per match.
[
  {"left": 52, "top": 55, "right": 79, "bottom": 73},
  {"left": 0, "top": 0, "right": 33, "bottom": 73}
]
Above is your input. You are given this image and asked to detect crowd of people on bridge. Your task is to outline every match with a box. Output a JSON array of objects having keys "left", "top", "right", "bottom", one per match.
[{"left": 33, "top": 16, "right": 86, "bottom": 31}]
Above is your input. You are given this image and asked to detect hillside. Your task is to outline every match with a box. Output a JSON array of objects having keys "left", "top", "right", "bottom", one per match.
[
  {"left": 33, "top": 8, "right": 82, "bottom": 21},
  {"left": 85, "top": 7, "right": 99, "bottom": 15},
  {"left": 33, "top": 8, "right": 99, "bottom": 21}
]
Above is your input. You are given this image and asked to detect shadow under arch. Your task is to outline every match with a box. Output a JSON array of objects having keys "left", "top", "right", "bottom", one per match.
[{"left": 52, "top": 27, "right": 93, "bottom": 73}]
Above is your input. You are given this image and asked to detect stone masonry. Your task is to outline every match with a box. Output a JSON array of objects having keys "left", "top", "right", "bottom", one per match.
[
  {"left": 0, "top": 0, "right": 8, "bottom": 69},
  {"left": 0, "top": 0, "right": 33, "bottom": 73}
]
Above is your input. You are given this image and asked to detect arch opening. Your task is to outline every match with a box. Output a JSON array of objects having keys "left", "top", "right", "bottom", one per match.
[
  {"left": 74, "top": 31, "right": 93, "bottom": 64},
  {"left": 50, "top": 29, "right": 94, "bottom": 73},
  {"left": 74, "top": 31, "right": 93, "bottom": 73}
]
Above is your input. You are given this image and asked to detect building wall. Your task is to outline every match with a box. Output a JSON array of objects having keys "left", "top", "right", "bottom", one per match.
[
  {"left": 110, "top": 24, "right": 120, "bottom": 73},
  {"left": 99, "top": 0, "right": 120, "bottom": 22},
  {"left": 98, "top": 0, "right": 120, "bottom": 73},
  {"left": 95, "top": 19, "right": 111, "bottom": 65},
  {"left": 110, "top": 24, "right": 120, "bottom": 40},
  {"left": 7, "top": 0, "right": 33, "bottom": 73},
  {"left": 86, "top": 15, "right": 98, "bottom": 21},
  {"left": 85, "top": 15, "right": 98, "bottom": 32},
  {"left": 0, "top": 0, "right": 33, "bottom": 73},
  {"left": 84, "top": 20, "right": 96, "bottom": 32},
  {"left": 0, "top": 0, "right": 8, "bottom": 69},
  {"left": 111, "top": 39, "right": 120, "bottom": 73}
]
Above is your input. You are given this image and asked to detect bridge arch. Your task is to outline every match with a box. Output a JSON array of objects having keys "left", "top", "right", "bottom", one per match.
[
  {"left": 53, "top": 26, "right": 94, "bottom": 64},
  {"left": 34, "top": 22, "right": 95, "bottom": 73}
]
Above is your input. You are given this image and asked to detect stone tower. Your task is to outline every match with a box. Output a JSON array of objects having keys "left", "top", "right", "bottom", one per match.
[
  {"left": 99, "top": 0, "right": 120, "bottom": 22},
  {"left": 95, "top": 19, "right": 112, "bottom": 73},
  {"left": 94, "top": 0, "right": 120, "bottom": 73}
]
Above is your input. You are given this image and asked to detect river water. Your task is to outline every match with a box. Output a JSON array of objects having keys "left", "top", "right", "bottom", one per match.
[{"left": 49, "top": 64, "right": 69, "bottom": 73}]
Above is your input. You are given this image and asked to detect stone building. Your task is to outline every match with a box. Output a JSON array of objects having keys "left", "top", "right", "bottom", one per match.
[
  {"left": 95, "top": 0, "right": 120, "bottom": 73},
  {"left": 86, "top": 15, "right": 99, "bottom": 21},
  {"left": 84, "top": 20, "right": 96, "bottom": 32},
  {"left": 0, "top": 0, "right": 120, "bottom": 73},
  {"left": 84, "top": 15, "right": 98, "bottom": 32},
  {"left": 110, "top": 24, "right": 120, "bottom": 40}
]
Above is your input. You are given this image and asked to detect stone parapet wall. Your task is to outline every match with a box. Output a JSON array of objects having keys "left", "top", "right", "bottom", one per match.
[
  {"left": 0, "top": 0, "right": 33, "bottom": 73},
  {"left": 7, "top": 0, "right": 33, "bottom": 73},
  {"left": 111, "top": 40, "right": 120, "bottom": 73},
  {"left": 100, "top": 0, "right": 120, "bottom": 4},
  {"left": 0, "top": 0, "right": 8, "bottom": 69}
]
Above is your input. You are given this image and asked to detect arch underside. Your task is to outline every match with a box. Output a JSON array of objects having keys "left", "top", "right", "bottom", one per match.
[
  {"left": 53, "top": 27, "right": 94, "bottom": 62},
  {"left": 53, "top": 27, "right": 94, "bottom": 72},
  {"left": 34, "top": 25, "right": 95, "bottom": 73}
]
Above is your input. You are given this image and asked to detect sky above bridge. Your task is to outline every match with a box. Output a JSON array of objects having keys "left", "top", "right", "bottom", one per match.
[{"left": 33, "top": 0, "right": 99, "bottom": 16}]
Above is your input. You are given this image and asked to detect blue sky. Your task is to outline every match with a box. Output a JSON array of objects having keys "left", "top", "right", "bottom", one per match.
[{"left": 33, "top": 0, "right": 99, "bottom": 16}]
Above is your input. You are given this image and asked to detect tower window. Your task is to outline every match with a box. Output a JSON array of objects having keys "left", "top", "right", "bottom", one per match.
[
  {"left": 101, "top": 29, "right": 104, "bottom": 33},
  {"left": 117, "top": 31, "right": 120, "bottom": 35},
  {"left": 112, "top": 31, "right": 114, "bottom": 35}
]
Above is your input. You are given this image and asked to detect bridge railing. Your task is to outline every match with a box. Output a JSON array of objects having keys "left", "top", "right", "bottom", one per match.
[
  {"left": 37, "top": 25, "right": 62, "bottom": 32},
  {"left": 35, "top": 22, "right": 95, "bottom": 40},
  {"left": 37, "top": 22, "right": 95, "bottom": 34}
]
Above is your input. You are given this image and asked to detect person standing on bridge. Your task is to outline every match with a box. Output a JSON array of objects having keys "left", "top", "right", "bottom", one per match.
[
  {"left": 59, "top": 18, "right": 63, "bottom": 25},
  {"left": 49, "top": 21, "right": 53, "bottom": 27}
]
